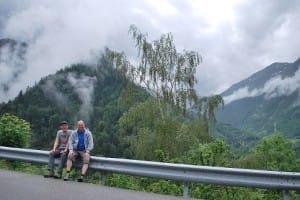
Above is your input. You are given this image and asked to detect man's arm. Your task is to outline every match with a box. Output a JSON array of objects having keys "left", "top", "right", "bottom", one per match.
[
  {"left": 86, "top": 131, "right": 94, "bottom": 153},
  {"left": 68, "top": 131, "right": 74, "bottom": 152},
  {"left": 51, "top": 139, "right": 59, "bottom": 152},
  {"left": 51, "top": 132, "right": 60, "bottom": 152}
]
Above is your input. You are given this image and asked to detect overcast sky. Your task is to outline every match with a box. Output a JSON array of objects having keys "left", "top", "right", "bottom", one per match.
[{"left": 0, "top": 0, "right": 299, "bottom": 103}]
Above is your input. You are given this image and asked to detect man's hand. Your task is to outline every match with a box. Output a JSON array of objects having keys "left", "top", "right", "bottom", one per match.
[
  {"left": 50, "top": 149, "right": 55, "bottom": 153},
  {"left": 60, "top": 149, "right": 67, "bottom": 154}
]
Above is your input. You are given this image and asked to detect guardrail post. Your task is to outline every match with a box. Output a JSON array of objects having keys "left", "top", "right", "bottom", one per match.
[
  {"left": 283, "top": 190, "right": 290, "bottom": 200},
  {"left": 101, "top": 172, "right": 107, "bottom": 186},
  {"left": 183, "top": 182, "right": 189, "bottom": 200}
]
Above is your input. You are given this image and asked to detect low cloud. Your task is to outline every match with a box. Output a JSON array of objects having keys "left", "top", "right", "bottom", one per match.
[
  {"left": 67, "top": 73, "right": 96, "bottom": 123},
  {"left": 41, "top": 75, "right": 68, "bottom": 106},
  {"left": 0, "top": 40, "right": 27, "bottom": 102},
  {"left": 0, "top": 0, "right": 299, "bottom": 103},
  {"left": 224, "top": 68, "right": 300, "bottom": 104}
]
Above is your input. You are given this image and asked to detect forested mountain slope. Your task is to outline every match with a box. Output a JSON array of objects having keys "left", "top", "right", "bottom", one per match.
[
  {"left": 216, "top": 58, "right": 300, "bottom": 152},
  {"left": 0, "top": 57, "right": 149, "bottom": 157}
]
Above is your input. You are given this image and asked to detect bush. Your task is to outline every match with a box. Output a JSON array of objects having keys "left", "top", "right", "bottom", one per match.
[{"left": 0, "top": 113, "right": 30, "bottom": 147}]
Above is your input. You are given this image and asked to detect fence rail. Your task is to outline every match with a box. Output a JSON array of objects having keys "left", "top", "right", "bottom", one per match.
[{"left": 0, "top": 146, "right": 299, "bottom": 199}]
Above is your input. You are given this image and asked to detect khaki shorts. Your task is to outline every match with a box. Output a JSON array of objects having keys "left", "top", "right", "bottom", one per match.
[{"left": 68, "top": 151, "right": 90, "bottom": 164}]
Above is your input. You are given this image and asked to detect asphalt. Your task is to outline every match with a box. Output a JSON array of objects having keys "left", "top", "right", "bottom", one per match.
[{"left": 0, "top": 169, "right": 183, "bottom": 200}]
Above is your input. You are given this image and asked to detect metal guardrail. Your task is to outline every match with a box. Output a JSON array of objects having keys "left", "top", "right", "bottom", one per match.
[{"left": 0, "top": 146, "right": 299, "bottom": 200}]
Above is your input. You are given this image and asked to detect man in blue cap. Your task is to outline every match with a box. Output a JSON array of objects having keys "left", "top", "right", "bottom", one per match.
[{"left": 44, "top": 121, "right": 72, "bottom": 178}]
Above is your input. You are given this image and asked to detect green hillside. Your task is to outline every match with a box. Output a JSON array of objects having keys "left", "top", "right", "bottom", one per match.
[
  {"left": 216, "top": 59, "right": 300, "bottom": 153},
  {"left": 0, "top": 57, "right": 149, "bottom": 157},
  {"left": 212, "top": 122, "right": 259, "bottom": 155}
]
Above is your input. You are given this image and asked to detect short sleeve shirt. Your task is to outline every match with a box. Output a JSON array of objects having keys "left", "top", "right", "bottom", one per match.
[{"left": 56, "top": 130, "right": 72, "bottom": 150}]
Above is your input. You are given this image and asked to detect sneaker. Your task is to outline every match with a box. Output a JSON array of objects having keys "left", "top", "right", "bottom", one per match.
[
  {"left": 54, "top": 173, "right": 62, "bottom": 179},
  {"left": 63, "top": 173, "right": 69, "bottom": 181},
  {"left": 44, "top": 171, "right": 54, "bottom": 178},
  {"left": 77, "top": 176, "right": 84, "bottom": 182}
]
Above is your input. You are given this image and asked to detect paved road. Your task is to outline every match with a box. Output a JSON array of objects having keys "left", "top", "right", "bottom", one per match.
[{"left": 0, "top": 169, "right": 183, "bottom": 200}]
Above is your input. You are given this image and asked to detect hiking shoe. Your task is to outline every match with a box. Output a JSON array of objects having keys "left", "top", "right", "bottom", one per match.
[
  {"left": 44, "top": 171, "right": 54, "bottom": 178},
  {"left": 77, "top": 176, "right": 84, "bottom": 182},
  {"left": 63, "top": 174, "right": 69, "bottom": 181},
  {"left": 54, "top": 173, "right": 62, "bottom": 179}
]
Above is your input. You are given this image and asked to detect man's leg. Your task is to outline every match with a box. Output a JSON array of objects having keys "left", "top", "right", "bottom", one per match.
[
  {"left": 77, "top": 151, "right": 90, "bottom": 182},
  {"left": 81, "top": 163, "right": 89, "bottom": 175},
  {"left": 55, "top": 152, "right": 67, "bottom": 178},
  {"left": 44, "top": 151, "right": 58, "bottom": 178},
  {"left": 64, "top": 151, "right": 75, "bottom": 181}
]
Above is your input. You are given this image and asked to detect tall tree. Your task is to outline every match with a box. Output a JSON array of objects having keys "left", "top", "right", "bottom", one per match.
[
  {"left": 110, "top": 25, "right": 224, "bottom": 160},
  {"left": 108, "top": 25, "right": 206, "bottom": 116},
  {"left": 129, "top": 25, "right": 201, "bottom": 114},
  {"left": 197, "top": 95, "right": 224, "bottom": 122}
]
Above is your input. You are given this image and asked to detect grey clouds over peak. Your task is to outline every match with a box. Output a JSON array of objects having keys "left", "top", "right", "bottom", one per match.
[{"left": 0, "top": 0, "right": 299, "bottom": 102}]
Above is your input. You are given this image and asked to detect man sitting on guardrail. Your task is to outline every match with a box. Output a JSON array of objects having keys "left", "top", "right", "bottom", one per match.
[
  {"left": 44, "top": 121, "right": 72, "bottom": 179},
  {"left": 64, "top": 120, "right": 94, "bottom": 182}
]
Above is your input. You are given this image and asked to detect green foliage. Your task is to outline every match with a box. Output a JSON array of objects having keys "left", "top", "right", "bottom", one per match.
[
  {"left": 107, "top": 174, "right": 142, "bottom": 191},
  {"left": 119, "top": 99, "right": 179, "bottom": 160},
  {"left": 107, "top": 174, "right": 182, "bottom": 197},
  {"left": 112, "top": 25, "right": 223, "bottom": 162},
  {"left": 237, "top": 132, "right": 300, "bottom": 171},
  {"left": 175, "top": 118, "right": 212, "bottom": 154},
  {"left": 0, "top": 113, "right": 30, "bottom": 147},
  {"left": 187, "top": 139, "right": 230, "bottom": 166},
  {"left": 190, "top": 185, "right": 282, "bottom": 200},
  {"left": 197, "top": 95, "right": 224, "bottom": 122},
  {"left": 0, "top": 159, "right": 44, "bottom": 175},
  {"left": 119, "top": 99, "right": 213, "bottom": 161},
  {"left": 147, "top": 180, "right": 182, "bottom": 196},
  {"left": 212, "top": 122, "right": 260, "bottom": 157}
]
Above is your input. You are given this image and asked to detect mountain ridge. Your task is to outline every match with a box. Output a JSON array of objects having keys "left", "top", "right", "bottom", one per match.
[
  {"left": 222, "top": 58, "right": 300, "bottom": 97},
  {"left": 215, "top": 58, "right": 300, "bottom": 153}
]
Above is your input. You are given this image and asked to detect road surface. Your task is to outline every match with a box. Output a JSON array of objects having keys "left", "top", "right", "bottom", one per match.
[{"left": 0, "top": 169, "right": 183, "bottom": 200}]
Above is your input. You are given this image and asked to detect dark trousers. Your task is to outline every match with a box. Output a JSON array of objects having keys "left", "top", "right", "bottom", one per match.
[{"left": 47, "top": 150, "right": 68, "bottom": 174}]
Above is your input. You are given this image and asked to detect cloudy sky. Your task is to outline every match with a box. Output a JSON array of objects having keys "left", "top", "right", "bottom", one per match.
[{"left": 0, "top": 0, "right": 299, "bottom": 103}]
